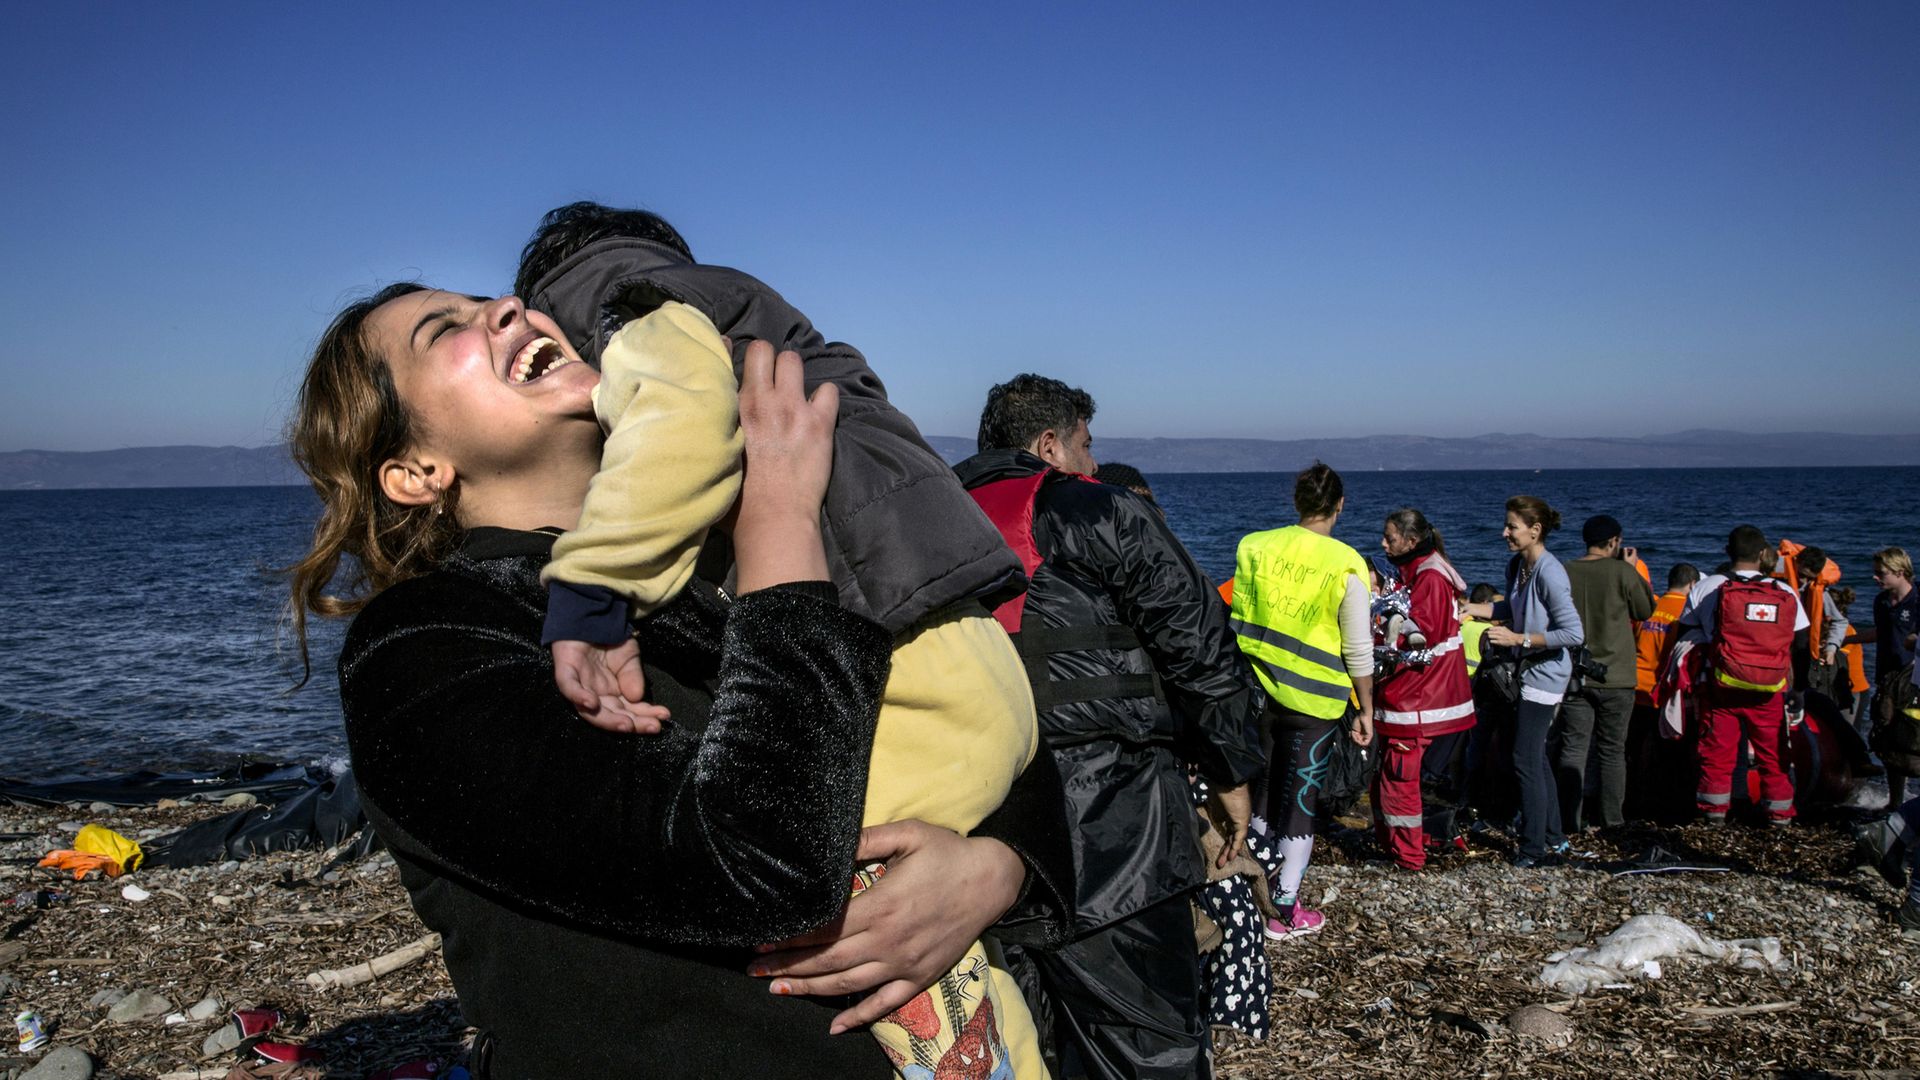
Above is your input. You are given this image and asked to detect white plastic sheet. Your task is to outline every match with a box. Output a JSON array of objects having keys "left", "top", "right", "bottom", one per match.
[{"left": 1539, "top": 914, "right": 1786, "bottom": 995}]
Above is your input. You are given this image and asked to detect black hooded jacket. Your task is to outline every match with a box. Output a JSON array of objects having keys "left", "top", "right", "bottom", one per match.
[
  {"left": 525, "top": 238, "right": 1023, "bottom": 634},
  {"left": 954, "top": 450, "right": 1266, "bottom": 931},
  {"left": 341, "top": 528, "right": 1074, "bottom": 1077}
]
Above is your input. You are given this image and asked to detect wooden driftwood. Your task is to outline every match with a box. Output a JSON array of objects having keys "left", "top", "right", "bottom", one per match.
[
  {"left": 1678, "top": 1000, "right": 1798, "bottom": 1018},
  {"left": 303, "top": 932, "right": 441, "bottom": 990}
]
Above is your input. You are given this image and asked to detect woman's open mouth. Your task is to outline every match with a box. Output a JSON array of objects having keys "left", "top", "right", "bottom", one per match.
[{"left": 510, "top": 337, "right": 576, "bottom": 384}]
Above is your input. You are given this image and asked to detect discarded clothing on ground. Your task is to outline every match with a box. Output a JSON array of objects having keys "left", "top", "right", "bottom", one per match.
[
  {"left": 1540, "top": 914, "right": 1785, "bottom": 995},
  {"left": 76, "top": 822, "right": 144, "bottom": 871}
]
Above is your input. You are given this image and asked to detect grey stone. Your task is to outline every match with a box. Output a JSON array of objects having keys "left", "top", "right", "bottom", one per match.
[
  {"left": 219, "top": 793, "right": 257, "bottom": 809},
  {"left": 106, "top": 987, "right": 173, "bottom": 1023},
  {"left": 0, "top": 973, "right": 19, "bottom": 997},
  {"left": 20, "top": 1047, "right": 93, "bottom": 1080},
  {"left": 87, "top": 988, "right": 126, "bottom": 1010},
  {"left": 185, "top": 994, "right": 222, "bottom": 1021},
  {"left": 1507, "top": 1004, "right": 1574, "bottom": 1044}
]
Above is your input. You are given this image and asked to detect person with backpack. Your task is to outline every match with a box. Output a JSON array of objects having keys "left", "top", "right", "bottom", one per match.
[{"left": 1675, "top": 524, "right": 1810, "bottom": 827}]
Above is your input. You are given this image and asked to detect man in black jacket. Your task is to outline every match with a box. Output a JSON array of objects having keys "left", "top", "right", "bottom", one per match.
[{"left": 957, "top": 375, "right": 1267, "bottom": 1080}]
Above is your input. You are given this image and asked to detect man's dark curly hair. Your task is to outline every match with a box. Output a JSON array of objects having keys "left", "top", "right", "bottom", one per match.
[
  {"left": 977, "top": 374, "right": 1096, "bottom": 454},
  {"left": 512, "top": 201, "right": 694, "bottom": 300}
]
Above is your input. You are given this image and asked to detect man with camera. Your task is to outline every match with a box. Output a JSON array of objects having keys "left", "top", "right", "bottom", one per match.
[{"left": 1556, "top": 514, "right": 1657, "bottom": 831}]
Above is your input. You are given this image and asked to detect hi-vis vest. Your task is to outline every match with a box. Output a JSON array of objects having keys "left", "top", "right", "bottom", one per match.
[
  {"left": 1230, "top": 525, "right": 1368, "bottom": 719},
  {"left": 1461, "top": 618, "right": 1490, "bottom": 679}
]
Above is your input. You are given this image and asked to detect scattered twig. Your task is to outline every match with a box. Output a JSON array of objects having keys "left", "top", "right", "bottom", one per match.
[
  {"left": 304, "top": 932, "right": 441, "bottom": 990},
  {"left": 1677, "top": 1000, "right": 1798, "bottom": 1018}
]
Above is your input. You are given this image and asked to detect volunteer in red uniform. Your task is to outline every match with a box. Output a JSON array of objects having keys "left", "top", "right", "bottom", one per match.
[
  {"left": 1676, "top": 525, "right": 1810, "bottom": 826},
  {"left": 1373, "top": 509, "right": 1475, "bottom": 868}
]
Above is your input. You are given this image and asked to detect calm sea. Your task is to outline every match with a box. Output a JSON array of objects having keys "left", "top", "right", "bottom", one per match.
[{"left": 2, "top": 468, "right": 1916, "bottom": 781}]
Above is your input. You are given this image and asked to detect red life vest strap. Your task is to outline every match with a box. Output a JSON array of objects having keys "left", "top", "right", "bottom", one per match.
[{"left": 968, "top": 469, "right": 1053, "bottom": 633}]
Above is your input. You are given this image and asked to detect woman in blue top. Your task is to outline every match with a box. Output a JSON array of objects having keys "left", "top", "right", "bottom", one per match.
[{"left": 1464, "top": 495, "right": 1584, "bottom": 867}]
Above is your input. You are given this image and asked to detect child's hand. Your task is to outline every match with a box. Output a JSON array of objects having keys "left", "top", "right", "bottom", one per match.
[{"left": 551, "top": 639, "right": 670, "bottom": 734}]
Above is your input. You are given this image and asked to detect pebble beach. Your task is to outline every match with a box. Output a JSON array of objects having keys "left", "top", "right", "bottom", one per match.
[{"left": 4, "top": 797, "right": 1916, "bottom": 1079}]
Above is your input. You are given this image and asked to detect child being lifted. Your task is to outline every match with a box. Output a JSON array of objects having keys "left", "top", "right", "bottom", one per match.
[{"left": 513, "top": 203, "right": 1055, "bottom": 1080}]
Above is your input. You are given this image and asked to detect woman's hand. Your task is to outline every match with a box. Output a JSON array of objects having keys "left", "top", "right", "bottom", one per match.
[
  {"left": 748, "top": 820, "right": 1024, "bottom": 1034},
  {"left": 732, "top": 340, "right": 839, "bottom": 594},
  {"left": 1486, "top": 625, "right": 1526, "bottom": 648}
]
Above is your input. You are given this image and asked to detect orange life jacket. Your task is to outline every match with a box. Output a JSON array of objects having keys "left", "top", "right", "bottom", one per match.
[
  {"left": 1635, "top": 589, "right": 1689, "bottom": 701},
  {"left": 1777, "top": 538, "right": 1841, "bottom": 650}
]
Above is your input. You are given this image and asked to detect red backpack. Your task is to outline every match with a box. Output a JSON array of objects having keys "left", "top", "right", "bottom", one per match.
[{"left": 1711, "top": 576, "right": 1795, "bottom": 692}]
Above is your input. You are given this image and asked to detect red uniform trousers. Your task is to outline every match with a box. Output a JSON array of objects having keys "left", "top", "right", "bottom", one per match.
[
  {"left": 1694, "top": 685, "right": 1796, "bottom": 822},
  {"left": 1373, "top": 734, "right": 1429, "bottom": 869}
]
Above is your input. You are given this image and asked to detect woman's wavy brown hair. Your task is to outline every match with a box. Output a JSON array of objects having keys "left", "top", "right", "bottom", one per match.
[{"left": 284, "top": 282, "right": 462, "bottom": 682}]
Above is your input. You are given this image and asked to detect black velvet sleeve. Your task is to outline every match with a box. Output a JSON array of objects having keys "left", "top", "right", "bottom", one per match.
[
  {"left": 970, "top": 749, "right": 1077, "bottom": 948},
  {"left": 341, "top": 573, "right": 891, "bottom": 948}
]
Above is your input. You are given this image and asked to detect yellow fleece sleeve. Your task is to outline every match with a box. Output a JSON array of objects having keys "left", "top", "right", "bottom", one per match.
[{"left": 543, "top": 302, "right": 743, "bottom": 615}]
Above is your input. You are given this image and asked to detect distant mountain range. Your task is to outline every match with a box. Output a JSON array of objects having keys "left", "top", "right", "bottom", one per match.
[{"left": 2, "top": 430, "right": 1915, "bottom": 490}]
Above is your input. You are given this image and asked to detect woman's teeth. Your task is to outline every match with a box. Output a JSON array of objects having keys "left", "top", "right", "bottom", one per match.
[{"left": 511, "top": 337, "right": 576, "bottom": 384}]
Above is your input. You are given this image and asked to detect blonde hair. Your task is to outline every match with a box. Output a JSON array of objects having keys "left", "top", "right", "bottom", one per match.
[
  {"left": 1876, "top": 546, "right": 1914, "bottom": 582},
  {"left": 283, "top": 283, "right": 462, "bottom": 681}
]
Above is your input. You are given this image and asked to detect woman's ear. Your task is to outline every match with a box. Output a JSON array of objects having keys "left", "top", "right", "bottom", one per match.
[{"left": 379, "top": 454, "right": 455, "bottom": 508}]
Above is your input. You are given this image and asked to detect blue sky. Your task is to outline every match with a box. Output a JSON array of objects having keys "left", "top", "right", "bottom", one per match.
[{"left": 3, "top": 2, "right": 1915, "bottom": 452}]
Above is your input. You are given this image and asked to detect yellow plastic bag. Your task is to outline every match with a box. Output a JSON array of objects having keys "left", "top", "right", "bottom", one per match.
[{"left": 74, "top": 824, "right": 144, "bottom": 874}]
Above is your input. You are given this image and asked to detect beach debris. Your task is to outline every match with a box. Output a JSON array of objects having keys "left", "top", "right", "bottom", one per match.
[
  {"left": 19, "top": 1045, "right": 93, "bottom": 1080},
  {"left": 1427, "top": 1009, "right": 1492, "bottom": 1039},
  {"left": 0, "top": 973, "right": 19, "bottom": 996},
  {"left": 34, "top": 852, "right": 122, "bottom": 881},
  {"left": 16, "top": 1007, "right": 51, "bottom": 1052},
  {"left": 201, "top": 1008, "right": 282, "bottom": 1057},
  {"left": 106, "top": 987, "right": 173, "bottom": 1023},
  {"left": 221, "top": 793, "right": 259, "bottom": 809},
  {"left": 1505, "top": 1003, "right": 1574, "bottom": 1044},
  {"left": 75, "top": 825, "right": 144, "bottom": 870},
  {"left": 253, "top": 1040, "right": 324, "bottom": 1065},
  {"left": 1363, "top": 995, "right": 1395, "bottom": 1016},
  {"left": 1676, "top": 999, "right": 1798, "bottom": 1019},
  {"left": 303, "top": 933, "right": 441, "bottom": 991},
  {"left": 9, "top": 890, "right": 67, "bottom": 909},
  {"left": 120, "top": 884, "right": 151, "bottom": 903},
  {"left": 1539, "top": 914, "right": 1785, "bottom": 995}
]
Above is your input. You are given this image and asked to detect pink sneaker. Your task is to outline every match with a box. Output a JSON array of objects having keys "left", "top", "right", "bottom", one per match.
[{"left": 1263, "top": 904, "right": 1325, "bottom": 942}]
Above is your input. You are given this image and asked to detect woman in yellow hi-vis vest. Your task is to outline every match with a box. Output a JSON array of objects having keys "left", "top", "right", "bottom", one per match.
[{"left": 1229, "top": 462, "right": 1375, "bottom": 941}]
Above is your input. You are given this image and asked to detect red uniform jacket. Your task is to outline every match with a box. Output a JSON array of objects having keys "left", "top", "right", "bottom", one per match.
[{"left": 1376, "top": 550, "right": 1477, "bottom": 737}]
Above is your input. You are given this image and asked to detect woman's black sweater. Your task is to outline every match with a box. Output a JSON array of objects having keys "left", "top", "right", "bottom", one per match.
[{"left": 340, "top": 528, "right": 1072, "bottom": 1077}]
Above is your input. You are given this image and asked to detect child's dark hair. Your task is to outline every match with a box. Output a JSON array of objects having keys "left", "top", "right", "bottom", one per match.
[
  {"left": 1505, "top": 495, "right": 1560, "bottom": 537},
  {"left": 1794, "top": 545, "right": 1827, "bottom": 578},
  {"left": 1469, "top": 582, "right": 1497, "bottom": 604},
  {"left": 1293, "top": 462, "right": 1343, "bottom": 520},
  {"left": 513, "top": 201, "right": 695, "bottom": 300},
  {"left": 1668, "top": 562, "right": 1701, "bottom": 591}
]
